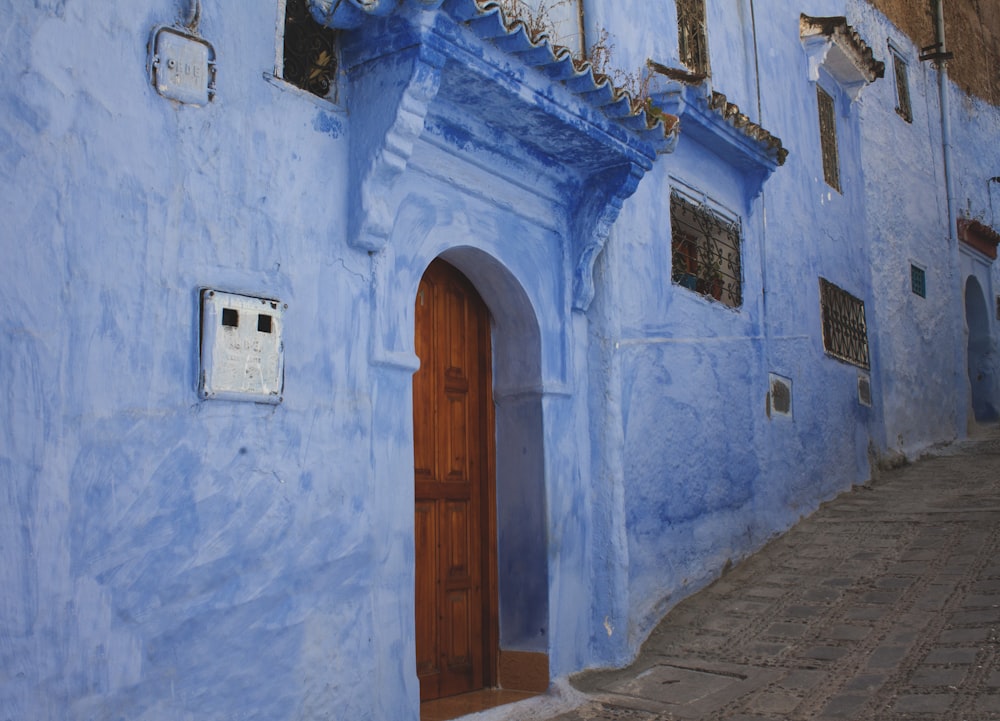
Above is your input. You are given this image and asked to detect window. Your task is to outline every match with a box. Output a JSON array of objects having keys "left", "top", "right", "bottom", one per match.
[
  {"left": 670, "top": 191, "right": 742, "bottom": 308},
  {"left": 819, "top": 278, "right": 870, "bottom": 369},
  {"left": 676, "top": 0, "right": 709, "bottom": 75},
  {"left": 890, "top": 46, "right": 912, "bottom": 122},
  {"left": 816, "top": 85, "right": 840, "bottom": 191},
  {"left": 281, "top": 0, "right": 339, "bottom": 98},
  {"left": 910, "top": 264, "right": 926, "bottom": 297}
]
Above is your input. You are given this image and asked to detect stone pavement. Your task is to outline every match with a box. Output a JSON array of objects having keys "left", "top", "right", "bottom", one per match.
[{"left": 549, "top": 430, "right": 1000, "bottom": 721}]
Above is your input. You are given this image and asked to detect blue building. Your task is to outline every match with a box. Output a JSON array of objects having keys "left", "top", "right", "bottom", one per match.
[{"left": 2, "top": 0, "right": 998, "bottom": 719}]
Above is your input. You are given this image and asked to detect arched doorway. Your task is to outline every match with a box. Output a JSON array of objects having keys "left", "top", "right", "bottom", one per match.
[
  {"left": 413, "top": 259, "right": 497, "bottom": 701},
  {"left": 965, "top": 276, "right": 997, "bottom": 423}
]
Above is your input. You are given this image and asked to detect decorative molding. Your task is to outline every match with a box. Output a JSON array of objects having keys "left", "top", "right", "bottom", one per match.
[
  {"left": 349, "top": 50, "right": 445, "bottom": 252},
  {"left": 572, "top": 162, "right": 646, "bottom": 311}
]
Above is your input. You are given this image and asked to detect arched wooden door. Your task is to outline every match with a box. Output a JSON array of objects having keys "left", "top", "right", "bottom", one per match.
[{"left": 413, "top": 259, "right": 497, "bottom": 702}]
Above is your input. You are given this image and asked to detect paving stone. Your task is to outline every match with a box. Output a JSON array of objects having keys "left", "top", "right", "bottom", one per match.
[
  {"left": 938, "top": 627, "right": 991, "bottom": 643},
  {"left": 763, "top": 622, "right": 807, "bottom": 638},
  {"left": 866, "top": 645, "right": 909, "bottom": 669},
  {"left": 922, "top": 647, "right": 980, "bottom": 665},
  {"left": 949, "top": 608, "right": 1000, "bottom": 624},
  {"left": 860, "top": 589, "right": 901, "bottom": 604},
  {"left": 891, "top": 693, "right": 956, "bottom": 713},
  {"left": 841, "top": 672, "right": 886, "bottom": 692},
  {"left": 842, "top": 606, "right": 888, "bottom": 621},
  {"left": 746, "top": 691, "right": 800, "bottom": 714},
  {"left": 908, "top": 666, "right": 967, "bottom": 686},
  {"left": 800, "top": 645, "right": 850, "bottom": 661},
  {"left": 976, "top": 695, "right": 1000, "bottom": 712},
  {"left": 784, "top": 604, "right": 825, "bottom": 619},
  {"left": 776, "top": 668, "right": 827, "bottom": 691},
  {"left": 960, "top": 593, "right": 1000, "bottom": 608},
  {"left": 826, "top": 624, "right": 869, "bottom": 642},
  {"left": 818, "top": 694, "right": 869, "bottom": 718}
]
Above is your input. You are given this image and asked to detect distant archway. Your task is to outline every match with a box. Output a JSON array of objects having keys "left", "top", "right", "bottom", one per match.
[{"left": 965, "top": 276, "right": 996, "bottom": 423}]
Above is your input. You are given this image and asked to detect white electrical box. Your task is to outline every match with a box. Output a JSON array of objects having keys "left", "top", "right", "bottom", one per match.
[{"left": 199, "top": 289, "right": 285, "bottom": 403}]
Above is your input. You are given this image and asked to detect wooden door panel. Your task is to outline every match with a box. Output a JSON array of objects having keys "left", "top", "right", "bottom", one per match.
[
  {"left": 445, "top": 394, "right": 469, "bottom": 482},
  {"left": 414, "top": 259, "right": 494, "bottom": 702},
  {"left": 444, "top": 500, "right": 470, "bottom": 580},
  {"left": 414, "top": 500, "right": 439, "bottom": 678}
]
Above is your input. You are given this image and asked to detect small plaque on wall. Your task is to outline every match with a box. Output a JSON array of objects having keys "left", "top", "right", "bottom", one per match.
[{"left": 149, "top": 26, "right": 216, "bottom": 105}]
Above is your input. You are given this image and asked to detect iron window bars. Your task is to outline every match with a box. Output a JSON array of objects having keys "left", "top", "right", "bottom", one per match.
[
  {"left": 817, "top": 85, "right": 840, "bottom": 191},
  {"left": 283, "top": 0, "right": 339, "bottom": 98},
  {"left": 892, "top": 52, "right": 912, "bottom": 122},
  {"left": 676, "top": 0, "right": 709, "bottom": 75},
  {"left": 819, "top": 277, "right": 870, "bottom": 369},
  {"left": 670, "top": 192, "right": 743, "bottom": 308},
  {"left": 910, "top": 264, "right": 926, "bottom": 297}
]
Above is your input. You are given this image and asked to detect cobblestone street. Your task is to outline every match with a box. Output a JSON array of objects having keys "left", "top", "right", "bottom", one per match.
[{"left": 548, "top": 430, "right": 1000, "bottom": 721}]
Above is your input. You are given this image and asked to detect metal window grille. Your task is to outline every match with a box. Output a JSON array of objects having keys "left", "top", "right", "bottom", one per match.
[
  {"left": 670, "top": 192, "right": 743, "bottom": 308},
  {"left": 893, "top": 53, "right": 912, "bottom": 123},
  {"left": 282, "top": 0, "right": 338, "bottom": 98},
  {"left": 910, "top": 264, "right": 926, "bottom": 297},
  {"left": 817, "top": 86, "right": 840, "bottom": 191},
  {"left": 819, "top": 278, "right": 870, "bottom": 369},
  {"left": 676, "top": 0, "right": 709, "bottom": 75}
]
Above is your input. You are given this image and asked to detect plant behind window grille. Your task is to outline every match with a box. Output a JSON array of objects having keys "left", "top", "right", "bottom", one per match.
[
  {"left": 670, "top": 192, "right": 742, "bottom": 308},
  {"left": 283, "top": 0, "right": 339, "bottom": 98}
]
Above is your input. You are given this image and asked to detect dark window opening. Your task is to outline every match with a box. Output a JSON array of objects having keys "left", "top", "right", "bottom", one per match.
[
  {"left": 670, "top": 192, "right": 743, "bottom": 308},
  {"left": 258, "top": 313, "right": 273, "bottom": 333},
  {"left": 820, "top": 277, "right": 870, "bottom": 369},
  {"left": 910, "top": 265, "right": 926, "bottom": 298},
  {"left": 893, "top": 52, "right": 912, "bottom": 123},
  {"left": 817, "top": 85, "right": 840, "bottom": 192},
  {"left": 676, "top": 0, "right": 709, "bottom": 76},
  {"left": 222, "top": 308, "right": 239, "bottom": 327},
  {"left": 283, "top": 0, "right": 339, "bottom": 98}
]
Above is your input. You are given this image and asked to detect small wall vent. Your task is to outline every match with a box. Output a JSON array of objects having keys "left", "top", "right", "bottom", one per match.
[
  {"left": 858, "top": 373, "right": 872, "bottom": 407},
  {"left": 768, "top": 373, "right": 793, "bottom": 418}
]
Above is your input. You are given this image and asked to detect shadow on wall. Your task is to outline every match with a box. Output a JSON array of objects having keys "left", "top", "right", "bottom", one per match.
[{"left": 966, "top": 275, "right": 997, "bottom": 423}]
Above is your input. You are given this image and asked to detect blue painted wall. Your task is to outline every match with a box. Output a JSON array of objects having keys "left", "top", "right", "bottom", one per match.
[{"left": 2, "top": 1, "right": 998, "bottom": 719}]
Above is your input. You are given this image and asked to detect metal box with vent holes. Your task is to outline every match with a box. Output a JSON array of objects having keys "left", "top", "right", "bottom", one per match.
[{"left": 199, "top": 289, "right": 285, "bottom": 403}]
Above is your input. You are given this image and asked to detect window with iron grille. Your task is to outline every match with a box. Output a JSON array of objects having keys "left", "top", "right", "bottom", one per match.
[
  {"left": 891, "top": 50, "right": 912, "bottom": 123},
  {"left": 676, "top": 0, "right": 709, "bottom": 75},
  {"left": 819, "top": 278, "right": 870, "bottom": 369},
  {"left": 910, "top": 264, "right": 926, "bottom": 298},
  {"left": 282, "top": 0, "right": 339, "bottom": 99},
  {"left": 816, "top": 85, "right": 840, "bottom": 191},
  {"left": 670, "top": 192, "right": 742, "bottom": 308}
]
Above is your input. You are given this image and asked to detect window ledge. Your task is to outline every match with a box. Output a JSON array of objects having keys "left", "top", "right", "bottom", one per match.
[{"left": 263, "top": 72, "right": 347, "bottom": 112}]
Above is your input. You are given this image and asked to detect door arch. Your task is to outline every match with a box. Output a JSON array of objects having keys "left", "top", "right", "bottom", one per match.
[
  {"left": 413, "top": 259, "right": 497, "bottom": 701},
  {"left": 966, "top": 276, "right": 997, "bottom": 423}
]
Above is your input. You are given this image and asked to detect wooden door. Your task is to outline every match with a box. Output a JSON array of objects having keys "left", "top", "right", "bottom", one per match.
[{"left": 414, "top": 259, "right": 496, "bottom": 702}]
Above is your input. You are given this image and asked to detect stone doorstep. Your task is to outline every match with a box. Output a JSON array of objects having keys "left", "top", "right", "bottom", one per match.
[{"left": 593, "top": 659, "right": 783, "bottom": 720}]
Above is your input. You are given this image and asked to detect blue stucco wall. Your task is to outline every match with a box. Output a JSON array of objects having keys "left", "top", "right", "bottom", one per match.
[{"left": 2, "top": 1, "right": 999, "bottom": 719}]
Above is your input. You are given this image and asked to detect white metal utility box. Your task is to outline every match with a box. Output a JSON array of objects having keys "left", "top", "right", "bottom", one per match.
[{"left": 199, "top": 289, "right": 285, "bottom": 403}]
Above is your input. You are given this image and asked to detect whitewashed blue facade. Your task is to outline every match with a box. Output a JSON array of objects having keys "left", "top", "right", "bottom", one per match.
[{"left": 2, "top": 1, "right": 998, "bottom": 719}]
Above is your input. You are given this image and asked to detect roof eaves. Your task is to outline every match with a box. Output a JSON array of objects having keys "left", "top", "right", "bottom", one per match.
[
  {"left": 648, "top": 61, "right": 788, "bottom": 169},
  {"left": 800, "top": 14, "right": 885, "bottom": 100},
  {"left": 310, "top": 0, "right": 679, "bottom": 153}
]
